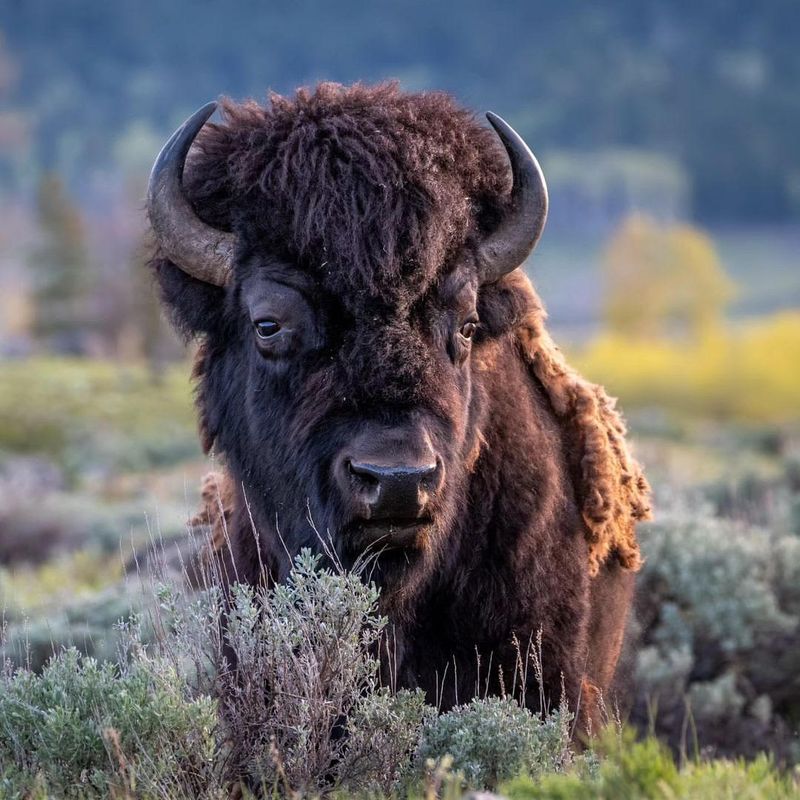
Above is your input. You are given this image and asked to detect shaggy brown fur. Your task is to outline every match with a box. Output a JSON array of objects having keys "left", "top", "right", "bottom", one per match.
[
  {"left": 510, "top": 273, "right": 651, "bottom": 574},
  {"left": 168, "top": 82, "right": 508, "bottom": 315},
  {"left": 189, "top": 470, "right": 237, "bottom": 558},
  {"left": 151, "top": 81, "right": 652, "bottom": 726},
  {"left": 193, "top": 283, "right": 652, "bottom": 577}
]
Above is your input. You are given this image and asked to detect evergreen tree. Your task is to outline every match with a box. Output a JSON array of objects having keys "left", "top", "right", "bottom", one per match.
[{"left": 28, "top": 174, "right": 91, "bottom": 352}]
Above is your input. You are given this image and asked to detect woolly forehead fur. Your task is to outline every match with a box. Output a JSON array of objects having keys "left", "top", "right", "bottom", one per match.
[{"left": 183, "top": 81, "right": 510, "bottom": 305}]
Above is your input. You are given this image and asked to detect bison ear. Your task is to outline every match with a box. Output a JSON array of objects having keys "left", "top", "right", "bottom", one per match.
[
  {"left": 477, "top": 270, "right": 540, "bottom": 338},
  {"left": 151, "top": 255, "right": 227, "bottom": 339}
]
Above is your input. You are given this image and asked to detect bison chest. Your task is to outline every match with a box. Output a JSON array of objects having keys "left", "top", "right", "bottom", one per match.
[{"left": 390, "top": 524, "right": 591, "bottom": 710}]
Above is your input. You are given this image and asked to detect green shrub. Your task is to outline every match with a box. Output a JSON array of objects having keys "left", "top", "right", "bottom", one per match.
[
  {"left": 0, "top": 358, "right": 199, "bottom": 477},
  {"left": 500, "top": 733, "right": 797, "bottom": 799},
  {"left": 638, "top": 509, "right": 796, "bottom": 653},
  {"left": 219, "top": 551, "right": 430, "bottom": 796},
  {"left": 0, "top": 648, "right": 218, "bottom": 799},
  {"left": 632, "top": 504, "right": 800, "bottom": 761},
  {"left": 0, "top": 551, "right": 436, "bottom": 797},
  {"left": 0, "top": 551, "right": 159, "bottom": 671},
  {"left": 1, "top": 585, "right": 140, "bottom": 671},
  {"left": 698, "top": 451, "right": 800, "bottom": 532},
  {"left": 3, "top": 540, "right": 797, "bottom": 798},
  {"left": 416, "top": 697, "right": 572, "bottom": 790}
]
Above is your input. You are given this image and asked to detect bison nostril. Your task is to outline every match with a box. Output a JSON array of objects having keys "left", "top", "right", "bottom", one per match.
[
  {"left": 419, "top": 460, "right": 440, "bottom": 489},
  {"left": 348, "top": 459, "right": 380, "bottom": 488}
]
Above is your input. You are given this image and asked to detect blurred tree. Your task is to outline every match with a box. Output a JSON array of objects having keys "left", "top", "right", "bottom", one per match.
[
  {"left": 0, "top": 32, "right": 32, "bottom": 190},
  {"left": 116, "top": 160, "right": 166, "bottom": 375},
  {"left": 28, "top": 174, "right": 92, "bottom": 353},
  {"left": 603, "top": 214, "right": 735, "bottom": 340},
  {"left": 128, "top": 232, "right": 167, "bottom": 380}
]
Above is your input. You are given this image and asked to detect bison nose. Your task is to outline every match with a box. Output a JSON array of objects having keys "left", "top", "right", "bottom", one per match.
[{"left": 346, "top": 459, "right": 440, "bottom": 520}]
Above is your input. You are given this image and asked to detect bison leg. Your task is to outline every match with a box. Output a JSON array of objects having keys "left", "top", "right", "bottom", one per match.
[{"left": 583, "top": 558, "right": 636, "bottom": 728}]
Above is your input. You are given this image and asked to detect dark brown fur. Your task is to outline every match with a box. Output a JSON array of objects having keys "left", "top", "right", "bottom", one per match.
[{"left": 150, "top": 82, "right": 651, "bottom": 727}]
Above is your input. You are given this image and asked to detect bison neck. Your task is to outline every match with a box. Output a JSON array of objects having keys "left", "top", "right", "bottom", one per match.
[{"left": 385, "top": 341, "right": 594, "bottom": 713}]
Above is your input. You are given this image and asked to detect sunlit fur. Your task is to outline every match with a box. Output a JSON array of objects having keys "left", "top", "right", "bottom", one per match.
[{"left": 150, "top": 82, "right": 651, "bottom": 725}]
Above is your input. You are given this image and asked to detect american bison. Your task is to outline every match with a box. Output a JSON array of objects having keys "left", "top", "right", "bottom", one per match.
[{"left": 147, "top": 82, "right": 651, "bottom": 727}]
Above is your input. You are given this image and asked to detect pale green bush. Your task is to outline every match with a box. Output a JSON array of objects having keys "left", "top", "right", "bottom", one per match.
[
  {"left": 3, "top": 522, "right": 797, "bottom": 797},
  {"left": 633, "top": 503, "right": 800, "bottom": 760},
  {"left": 0, "top": 551, "right": 436, "bottom": 797},
  {"left": 639, "top": 509, "right": 796, "bottom": 653},
  {"left": 0, "top": 648, "right": 218, "bottom": 798},
  {"left": 1, "top": 585, "right": 143, "bottom": 671},
  {"left": 416, "top": 697, "right": 573, "bottom": 790},
  {"left": 218, "top": 551, "right": 430, "bottom": 795}
]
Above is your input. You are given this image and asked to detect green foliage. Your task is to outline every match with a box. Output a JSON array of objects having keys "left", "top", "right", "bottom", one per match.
[
  {"left": 416, "top": 697, "right": 572, "bottom": 790},
  {"left": 343, "top": 688, "right": 434, "bottom": 795},
  {"left": 0, "top": 649, "right": 217, "bottom": 799},
  {"left": 639, "top": 511, "right": 796, "bottom": 653},
  {"left": 500, "top": 733, "right": 798, "bottom": 800},
  {"left": 1, "top": 577, "right": 148, "bottom": 672},
  {"left": 0, "top": 358, "right": 198, "bottom": 475},
  {"left": 221, "top": 550, "right": 430, "bottom": 795},
  {"left": 3, "top": 3, "right": 800, "bottom": 222},
  {"left": 632, "top": 497, "right": 800, "bottom": 761},
  {"left": 0, "top": 551, "right": 438, "bottom": 797},
  {"left": 1, "top": 540, "right": 798, "bottom": 798}
]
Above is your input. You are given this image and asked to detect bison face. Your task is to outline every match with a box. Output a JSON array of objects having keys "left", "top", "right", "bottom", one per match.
[
  {"left": 214, "top": 252, "right": 486, "bottom": 577},
  {"left": 147, "top": 97, "right": 547, "bottom": 587}
]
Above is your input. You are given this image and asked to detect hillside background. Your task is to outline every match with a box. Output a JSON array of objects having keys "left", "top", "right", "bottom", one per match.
[{"left": 1, "top": 1, "right": 799, "bottom": 344}]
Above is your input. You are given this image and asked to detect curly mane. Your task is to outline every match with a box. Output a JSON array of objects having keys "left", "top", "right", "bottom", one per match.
[
  {"left": 514, "top": 277, "right": 652, "bottom": 574},
  {"left": 174, "top": 81, "right": 509, "bottom": 308}
]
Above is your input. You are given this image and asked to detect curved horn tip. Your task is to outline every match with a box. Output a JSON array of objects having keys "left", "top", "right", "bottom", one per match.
[
  {"left": 485, "top": 111, "right": 544, "bottom": 178},
  {"left": 147, "top": 100, "right": 234, "bottom": 287},
  {"left": 190, "top": 100, "right": 220, "bottom": 127},
  {"left": 485, "top": 111, "right": 515, "bottom": 139},
  {"left": 149, "top": 101, "right": 220, "bottom": 188},
  {"left": 477, "top": 110, "right": 549, "bottom": 283}
]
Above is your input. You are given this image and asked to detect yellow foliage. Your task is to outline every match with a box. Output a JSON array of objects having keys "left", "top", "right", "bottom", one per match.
[
  {"left": 573, "top": 312, "right": 800, "bottom": 422},
  {"left": 604, "top": 214, "right": 736, "bottom": 340}
]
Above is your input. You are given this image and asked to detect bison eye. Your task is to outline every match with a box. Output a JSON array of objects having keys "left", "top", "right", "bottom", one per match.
[
  {"left": 254, "top": 319, "right": 281, "bottom": 339},
  {"left": 459, "top": 321, "right": 478, "bottom": 341}
]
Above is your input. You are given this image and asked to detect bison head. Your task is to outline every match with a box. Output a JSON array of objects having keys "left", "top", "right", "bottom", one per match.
[{"left": 148, "top": 84, "right": 547, "bottom": 590}]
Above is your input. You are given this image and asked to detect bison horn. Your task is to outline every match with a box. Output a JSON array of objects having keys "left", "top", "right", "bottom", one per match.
[
  {"left": 147, "top": 101, "right": 235, "bottom": 286},
  {"left": 477, "top": 112, "right": 548, "bottom": 283}
]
